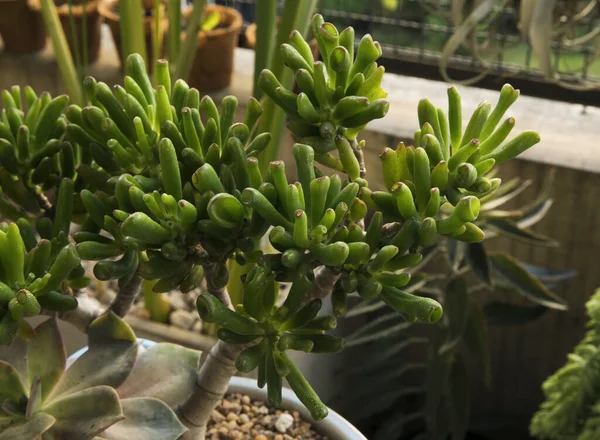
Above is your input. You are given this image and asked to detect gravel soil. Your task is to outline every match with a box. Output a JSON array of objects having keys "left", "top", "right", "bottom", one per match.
[{"left": 206, "top": 392, "right": 329, "bottom": 440}]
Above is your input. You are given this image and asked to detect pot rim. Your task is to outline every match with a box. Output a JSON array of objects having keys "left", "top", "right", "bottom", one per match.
[
  {"left": 29, "top": 0, "right": 98, "bottom": 14},
  {"left": 98, "top": 0, "right": 160, "bottom": 25},
  {"left": 182, "top": 3, "right": 242, "bottom": 39}
]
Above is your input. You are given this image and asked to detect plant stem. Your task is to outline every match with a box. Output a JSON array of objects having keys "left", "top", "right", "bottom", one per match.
[
  {"left": 151, "top": 0, "right": 164, "bottom": 80},
  {"left": 252, "top": 0, "right": 277, "bottom": 100},
  {"left": 38, "top": 0, "right": 84, "bottom": 105},
  {"left": 176, "top": 264, "right": 245, "bottom": 439},
  {"left": 177, "top": 340, "right": 244, "bottom": 440},
  {"left": 257, "top": 0, "right": 318, "bottom": 174},
  {"left": 167, "top": 0, "right": 182, "bottom": 65},
  {"left": 81, "top": 0, "right": 88, "bottom": 76},
  {"left": 109, "top": 273, "right": 143, "bottom": 317},
  {"left": 66, "top": 0, "right": 82, "bottom": 79},
  {"left": 121, "top": 0, "right": 148, "bottom": 66},
  {"left": 175, "top": 0, "right": 207, "bottom": 81},
  {"left": 42, "top": 293, "right": 103, "bottom": 333},
  {"left": 308, "top": 265, "right": 341, "bottom": 301},
  {"left": 118, "top": 0, "right": 131, "bottom": 65}
]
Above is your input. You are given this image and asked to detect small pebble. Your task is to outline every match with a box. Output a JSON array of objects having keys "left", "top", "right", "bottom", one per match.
[{"left": 275, "top": 413, "right": 294, "bottom": 433}]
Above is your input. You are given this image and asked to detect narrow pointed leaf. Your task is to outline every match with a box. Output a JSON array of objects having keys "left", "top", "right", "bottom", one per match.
[
  {"left": 490, "top": 253, "right": 567, "bottom": 310},
  {"left": 466, "top": 242, "right": 492, "bottom": 287},
  {"left": 483, "top": 301, "right": 547, "bottom": 325}
]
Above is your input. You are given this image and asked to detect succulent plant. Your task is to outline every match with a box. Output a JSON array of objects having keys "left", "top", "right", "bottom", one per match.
[
  {"left": 0, "top": 313, "right": 199, "bottom": 439},
  {"left": 0, "top": 10, "right": 548, "bottom": 439}
]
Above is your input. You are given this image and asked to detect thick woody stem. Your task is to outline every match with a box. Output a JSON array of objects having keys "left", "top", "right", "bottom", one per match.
[
  {"left": 382, "top": 221, "right": 403, "bottom": 236},
  {"left": 44, "top": 273, "right": 143, "bottom": 333},
  {"left": 307, "top": 265, "right": 341, "bottom": 301},
  {"left": 202, "top": 263, "right": 233, "bottom": 310},
  {"left": 176, "top": 265, "right": 242, "bottom": 440},
  {"left": 108, "top": 273, "right": 143, "bottom": 317},
  {"left": 177, "top": 340, "right": 244, "bottom": 440}
]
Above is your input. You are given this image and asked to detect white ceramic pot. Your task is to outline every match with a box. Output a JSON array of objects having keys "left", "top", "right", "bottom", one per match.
[{"left": 68, "top": 340, "right": 366, "bottom": 440}]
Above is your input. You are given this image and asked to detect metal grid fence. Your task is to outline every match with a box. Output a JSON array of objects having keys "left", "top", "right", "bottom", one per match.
[{"left": 213, "top": 0, "right": 600, "bottom": 103}]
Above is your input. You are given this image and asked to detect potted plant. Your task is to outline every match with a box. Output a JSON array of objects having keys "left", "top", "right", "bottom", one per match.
[
  {"left": 29, "top": 0, "right": 102, "bottom": 65},
  {"left": 244, "top": 19, "right": 320, "bottom": 62},
  {"left": 0, "top": 0, "right": 46, "bottom": 54},
  {"left": 530, "top": 288, "right": 600, "bottom": 440},
  {"left": 0, "top": 13, "right": 544, "bottom": 440},
  {"left": 99, "top": 0, "right": 167, "bottom": 70},
  {"left": 182, "top": 3, "right": 242, "bottom": 92}
]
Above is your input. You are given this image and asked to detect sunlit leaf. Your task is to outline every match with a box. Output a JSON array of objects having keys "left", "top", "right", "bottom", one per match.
[
  {"left": 346, "top": 315, "right": 411, "bottom": 348},
  {"left": 490, "top": 253, "right": 568, "bottom": 310},
  {"left": 515, "top": 199, "right": 553, "bottom": 229},
  {"left": 480, "top": 178, "right": 530, "bottom": 208},
  {"left": 520, "top": 263, "right": 576, "bottom": 285},
  {"left": 488, "top": 220, "right": 558, "bottom": 247}
]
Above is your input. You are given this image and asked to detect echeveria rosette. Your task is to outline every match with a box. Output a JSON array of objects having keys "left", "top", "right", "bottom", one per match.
[
  {"left": 0, "top": 221, "right": 82, "bottom": 345},
  {"left": 259, "top": 15, "right": 389, "bottom": 180},
  {"left": 0, "top": 313, "right": 199, "bottom": 439}
]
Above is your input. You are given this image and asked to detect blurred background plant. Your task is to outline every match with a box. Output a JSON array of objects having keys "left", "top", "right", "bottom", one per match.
[{"left": 530, "top": 287, "right": 600, "bottom": 440}]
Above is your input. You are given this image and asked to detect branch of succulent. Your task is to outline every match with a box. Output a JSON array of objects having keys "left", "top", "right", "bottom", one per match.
[
  {"left": 108, "top": 272, "right": 144, "bottom": 317},
  {"left": 0, "top": 12, "right": 544, "bottom": 439}
]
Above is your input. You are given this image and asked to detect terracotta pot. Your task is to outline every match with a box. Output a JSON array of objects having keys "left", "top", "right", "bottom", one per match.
[
  {"left": 184, "top": 4, "right": 242, "bottom": 93},
  {"left": 245, "top": 21, "right": 320, "bottom": 61},
  {"left": 99, "top": 0, "right": 165, "bottom": 70},
  {"left": 29, "top": 0, "right": 102, "bottom": 64},
  {"left": 0, "top": 0, "right": 46, "bottom": 54}
]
